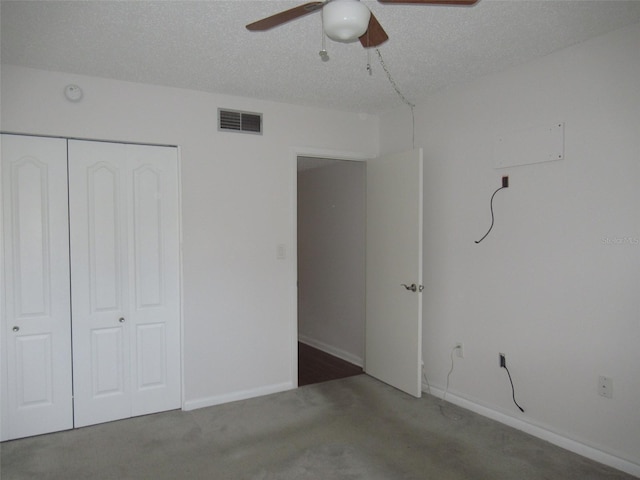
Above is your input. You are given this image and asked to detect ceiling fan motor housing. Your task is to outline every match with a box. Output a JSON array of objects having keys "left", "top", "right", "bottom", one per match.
[{"left": 322, "top": 0, "right": 371, "bottom": 43}]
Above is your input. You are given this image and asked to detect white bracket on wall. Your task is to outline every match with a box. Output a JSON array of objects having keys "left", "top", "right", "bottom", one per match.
[{"left": 494, "top": 122, "right": 564, "bottom": 169}]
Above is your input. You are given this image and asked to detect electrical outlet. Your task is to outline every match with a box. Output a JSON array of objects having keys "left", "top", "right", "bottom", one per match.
[
  {"left": 455, "top": 343, "right": 464, "bottom": 358},
  {"left": 502, "top": 176, "right": 509, "bottom": 188},
  {"left": 499, "top": 353, "right": 506, "bottom": 368},
  {"left": 598, "top": 376, "right": 613, "bottom": 399}
]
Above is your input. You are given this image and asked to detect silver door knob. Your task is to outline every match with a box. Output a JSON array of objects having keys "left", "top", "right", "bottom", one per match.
[
  {"left": 402, "top": 283, "right": 418, "bottom": 292},
  {"left": 401, "top": 283, "right": 424, "bottom": 293},
  {"left": 12, "top": 326, "right": 19, "bottom": 332},
  {"left": 118, "top": 317, "right": 126, "bottom": 323}
]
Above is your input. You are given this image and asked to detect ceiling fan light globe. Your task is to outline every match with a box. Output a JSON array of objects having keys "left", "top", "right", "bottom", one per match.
[{"left": 322, "top": 0, "right": 371, "bottom": 43}]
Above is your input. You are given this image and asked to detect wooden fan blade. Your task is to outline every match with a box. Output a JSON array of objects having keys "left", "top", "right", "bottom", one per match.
[
  {"left": 359, "top": 12, "right": 389, "bottom": 48},
  {"left": 378, "top": 0, "right": 478, "bottom": 5},
  {"left": 246, "top": 2, "right": 324, "bottom": 31}
]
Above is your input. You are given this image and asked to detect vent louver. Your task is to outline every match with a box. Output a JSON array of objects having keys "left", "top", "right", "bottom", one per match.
[{"left": 218, "top": 109, "right": 262, "bottom": 134}]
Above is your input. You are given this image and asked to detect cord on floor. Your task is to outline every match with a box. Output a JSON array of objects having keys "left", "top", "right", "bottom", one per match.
[
  {"left": 439, "top": 345, "right": 462, "bottom": 421},
  {"left": 422, "top": 365, "right": 432, "bottom": 396}
]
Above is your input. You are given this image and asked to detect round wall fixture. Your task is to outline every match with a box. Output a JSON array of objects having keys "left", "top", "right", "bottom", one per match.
[{"left": 64, "top": 84, "right": 83, "bottom": 102}]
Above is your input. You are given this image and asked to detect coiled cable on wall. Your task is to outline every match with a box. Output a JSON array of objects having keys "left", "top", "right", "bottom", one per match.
[{"left": 475, "top": 178, "right": 508, "bottom": 244}]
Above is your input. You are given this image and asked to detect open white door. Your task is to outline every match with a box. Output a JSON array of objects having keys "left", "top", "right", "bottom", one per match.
[{"left": 366, "top": 148, "right": 423, "bottom": 397}]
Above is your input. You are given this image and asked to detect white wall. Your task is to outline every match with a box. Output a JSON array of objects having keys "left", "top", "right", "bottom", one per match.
[
  {"left": 0, "top": 65, "right": 378, "bottom": 408},
  {"left": 297, "top": 160, "right": 366, "bottom": 366},
  {"left": 380, "top": 22, "right": 640, "bottom": 473}
]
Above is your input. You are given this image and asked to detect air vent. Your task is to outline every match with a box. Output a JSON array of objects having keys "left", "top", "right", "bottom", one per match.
[{"left": 218, "top": 109, "right": 262, "bottom": 135}]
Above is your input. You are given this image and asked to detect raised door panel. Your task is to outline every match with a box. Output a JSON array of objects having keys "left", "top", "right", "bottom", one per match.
[
  {"left": 1, "top": 135, "right": 73, "bottom": 440},
  {"left": 69, "top": 141, "right": 131, "bottom": 428},
  {"left": 15, "top": 335, "right": 54, "bottom": 406},
  {"left": 133, "top": 166, "right": 163, "bottom": 308},
  {"left": 91, "top": 327, "right": 126, "bottom": 397},
  {"left": 136, "top": 323, "right": 167, "bottom": 389},
  {"left": 12, "top": 160, "right": 49, "bottom": 316},
  {"left": 89, "top": 163, "right": 123, "bottom": 312}
]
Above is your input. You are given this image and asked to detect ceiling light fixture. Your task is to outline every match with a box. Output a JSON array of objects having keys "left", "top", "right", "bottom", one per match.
[{"left": 322, "top": 0, "right": 371, "bottom": 43}]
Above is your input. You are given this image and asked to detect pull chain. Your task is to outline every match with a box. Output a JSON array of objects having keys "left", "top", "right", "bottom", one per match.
[
  {"left": 375, "top": 48, "right": 414, "bottom": 108},
  {"left": 374, "top": 48, "right": 416, "bottom": 149},
  {"left": 319, "top": 14, "right": 329, "bottom": 62}
]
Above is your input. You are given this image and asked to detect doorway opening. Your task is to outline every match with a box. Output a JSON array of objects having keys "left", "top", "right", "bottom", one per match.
[{"left": 296, "top": 156, "right": 365, "bottom": 386}]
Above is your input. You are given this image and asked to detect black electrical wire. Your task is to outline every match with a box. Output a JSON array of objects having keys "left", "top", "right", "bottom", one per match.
[
  {"left": 475, "top": 186, "right": 506, "bottom": 244},
  {"left": 503, "top": 365, "right": 525, "bottom": 413}
]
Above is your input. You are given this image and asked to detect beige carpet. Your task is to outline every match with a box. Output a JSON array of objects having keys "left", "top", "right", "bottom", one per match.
[{"left": 1, "top": 375, "right": 634, "bottom": 479}]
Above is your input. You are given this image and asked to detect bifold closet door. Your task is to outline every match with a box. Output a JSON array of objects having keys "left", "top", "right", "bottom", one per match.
[
  {"left": 68, "top": 140, "right": 181, "bottom": 428},
  {"left": 1, "top": 135, "right": 73, "bottom": 440}
]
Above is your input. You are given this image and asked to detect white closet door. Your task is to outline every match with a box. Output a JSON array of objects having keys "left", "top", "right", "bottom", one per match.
[
  {"left": 127, "top": 142, "right": 181, "bottom": 418},
  {"left": 1, "top": 135, "right": 73, "bottom": 440},
  {"left": 69, "top": 140, "right": 181, "bottom": 427}
]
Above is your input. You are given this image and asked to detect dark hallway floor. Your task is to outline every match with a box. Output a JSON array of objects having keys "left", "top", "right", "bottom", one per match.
[{"left": 297, "top": 342, "right": 363, "bottom": 386}]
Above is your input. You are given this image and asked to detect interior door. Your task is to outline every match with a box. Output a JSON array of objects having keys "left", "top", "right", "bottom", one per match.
[
  {"left": 69, "top": 140, "right": 181, "bottom": 427},
  {"left": 365, "top": 148, "right": 423, "bottom": 397},
  {"left": 1, "top": 134, "right": 73, "bottom": 440}
]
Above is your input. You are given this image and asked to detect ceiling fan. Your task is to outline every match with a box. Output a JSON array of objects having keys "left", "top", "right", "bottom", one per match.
[{"left": 246, "top": 0, "right": 479, "bottom": 49}]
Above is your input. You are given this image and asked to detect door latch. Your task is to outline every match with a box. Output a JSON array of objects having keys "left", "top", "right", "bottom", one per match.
[{"left": 401, "top": 283, "right": 424, "bottom": 293}]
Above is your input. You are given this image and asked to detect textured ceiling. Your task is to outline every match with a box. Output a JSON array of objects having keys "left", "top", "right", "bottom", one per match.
[{"left": 2, "top": 0, "right": 640, "bottom": 114}]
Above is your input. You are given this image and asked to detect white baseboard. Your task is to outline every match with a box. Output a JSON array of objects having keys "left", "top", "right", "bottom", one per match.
[
  {"left": 425, "top": 384, "right": 640, "bottom": 478},
  {"left": 298, "top": 335, "right": 364, "bottom": 367},
  {"left": 183, "top": 381, "right": 294, "bottom": 412}
]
